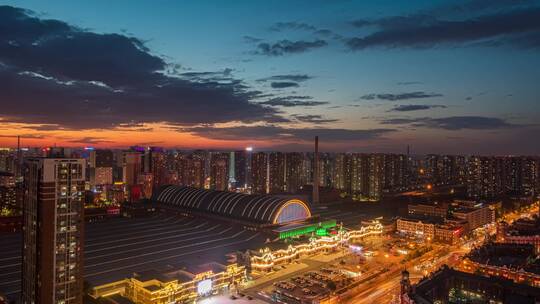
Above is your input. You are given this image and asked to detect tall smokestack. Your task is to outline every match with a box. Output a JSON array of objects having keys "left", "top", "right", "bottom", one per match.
[
  {"left": 16, "top": 136, "right": 22, "bottom": 180},
  {"left": 313, "top": 136, "right": 320, "bottom": 204}
]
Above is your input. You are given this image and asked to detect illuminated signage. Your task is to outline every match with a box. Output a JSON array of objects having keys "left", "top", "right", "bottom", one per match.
[
  {"left": 197, "top": 279, "right": 212, "bottom": 295},
  {"left": 316, "top": 227, "right": 328, "bottom": 236},
  {"left": 349, "top": 245, "right": 362, "bottom": 252}
]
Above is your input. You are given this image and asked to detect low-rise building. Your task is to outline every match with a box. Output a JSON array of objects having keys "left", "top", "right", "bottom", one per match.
[
  {"left": 402, "top": 266, "right": 540, "bottom": 304},
  {"left": 497, "top": 217, "right": 540, "bottom": 253},
  {"left": 397, "top": 216, "right": 465, "bottom": 244},
  {"left": 396, "top": 217, "right": 438, "bottom": 240},
  {"left": 460, "top": 243, "right": 540, "bottom": 287},
  {"left": 434, "top": 224, "right": 465, "bottom": 245},
  {"left": 247, "top": 220, "right": 383, "bottom": 273},
  {"left": 451, "top": 203, "right": 495, "bottom": 231},
  {"left": 89, "top": 263, "right": 245, "bottom": 304},
  {"left": 408, "top": 203, "right": 447, "bottom": 218}
]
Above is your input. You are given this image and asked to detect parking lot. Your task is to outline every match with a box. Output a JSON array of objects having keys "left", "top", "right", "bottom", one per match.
[{"left": 273, "top": 267, "right": 354, "bottom": 303}]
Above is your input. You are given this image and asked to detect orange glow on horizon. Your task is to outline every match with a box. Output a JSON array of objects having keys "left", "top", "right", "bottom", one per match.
[{"left": 0, "top": 122, "right": 298, "bottom": 150}]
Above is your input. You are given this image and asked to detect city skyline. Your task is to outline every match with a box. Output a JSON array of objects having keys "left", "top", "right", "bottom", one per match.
[
  {"left": 2, "top": 2, "right": 540, "bottom": 303},
  {"left": 1, "top": 1, "right": 540, "bottom": 154}
]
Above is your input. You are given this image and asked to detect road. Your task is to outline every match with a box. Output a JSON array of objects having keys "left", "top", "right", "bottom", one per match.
[{"left": 343, "top": 202, "right": 540, "bottom": 304}]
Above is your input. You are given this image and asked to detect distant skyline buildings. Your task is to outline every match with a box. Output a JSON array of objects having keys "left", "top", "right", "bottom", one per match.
[{"left": 1, "top": 146, "right": 539, "bottom": 204}]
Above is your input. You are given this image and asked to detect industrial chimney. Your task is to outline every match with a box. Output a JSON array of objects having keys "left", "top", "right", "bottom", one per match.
[{"left": 313, "top": 136, "right": 320, "bottom": 204}]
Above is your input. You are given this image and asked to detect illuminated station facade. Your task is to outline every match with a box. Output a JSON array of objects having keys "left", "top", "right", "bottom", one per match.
[{"left": 89, "top": 185, "right": 383, "bottom": 304}]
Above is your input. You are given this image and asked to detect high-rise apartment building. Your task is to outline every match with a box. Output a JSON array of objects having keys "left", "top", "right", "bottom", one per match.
[
  {"left": 88, "top": 150, "right": 113, "bottom": 168},
  {"left": 88, "top": 150, "right": 114, "bottom": 188},
  {"left": 367, "top": 154, "right": 384, "bottom": 201},
  {"left": 150, "top": 150, "right": 168, "bottom": 190},
  {"left": 210, "top": 152, "right": 229, "bottom": 191},
  {"left": 285, "top": 152, "right": 304, "bottom": 193},
  {"left": 250, "top": 152, "right": 267, "bottom": 194},
  {"left": 383, "top": 154, "right": 408, "bottom": 193},
  {"left": 122, "top": 151, "right": 142, "bottom": 186},
  {"left": 504, "top": 157, "right": 539, "bottom": 197},
  {"left": 467, "top": 156, "right": 505, "bottom": 200},
  {"left": 22, "top": 158, "right": 85, "bottom": 304},
  {"left": 0, "top": 171, "right": 17, "bottom": 211},
  {"left": 0, "top": 149, "right": 15, "bottom": 174},
  {"left": 182, "top": 153, "right": 206, "bottom": 189},
  {"left": 233, "top": 150, "right": 247, "bottom": 189},
  {"left": 268, "top": 152, "right": 286, "bottom": 193},
  {"left": 331, "top": 153, "right": 346, "bottom": 191}
]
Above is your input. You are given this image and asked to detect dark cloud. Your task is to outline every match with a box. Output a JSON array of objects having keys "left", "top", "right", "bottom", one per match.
[
  {"left": 347, "top": 7, "right": 540, "bottom": 50},
  {"left": 271, "top": 82, "right": 299, "bottom": 89},
  {"left": 177, "top": 68, "right": 236, "bottom": 83},
  {"left": 257, "top": 74, "right": 313, "bottom": 82},
  {"left": 0, "top": 5, "right": 284, "bottom": 129},
  {"left": 67, "top": 137, "right": 113, "bottom": 144},
  {"left": 243, "top": 35, "right": 263, "bottom": 43},
  {"left": 186, "top": 125, "right": 394, "bottom": 141},
  {"left": 270, "top": 22, "right": 317, "bottom": 32},
  {"left": 314, "top": 29, "right": 333, "bottom": 36},
  {"left": 360, "top": 91, "right": 443, "bottom": 101},
  {"left": 133, "top": 141, "right": 165, "bottom": 146},
  {"left": 256, "top": 40, "right": 328, "bottom": 56},
  {"left": 267, "top": 22, "right": 342, "bottom": 39},
  {"left": 427, "top": 0, "right": 538, "bottom": 17},
  {"left": 380, "top": 116, "right": 518, "bottom": 130},
  {"left": 397, "top": 81, "right": 423, "bottom": 85},
  {"left": 18, "top": 124, "right": 65, "bottom": 131},
  {"left": 266, "top": 21, "right": 341, "bottom": 40},
  {"left": 258, "top": 96, "right": 328, "bottom": 107},
  {"left": 0, "top": 133, "right": 45, "bottom": 139},
  {"left": 350, "top": 19, "right": 373, "bottom": 28},
  {"left": 389, "top": 104, "right": 447, "bottom": 112},
  {"left": 292, "top": 114, "right": 339, "bottom": 124}
]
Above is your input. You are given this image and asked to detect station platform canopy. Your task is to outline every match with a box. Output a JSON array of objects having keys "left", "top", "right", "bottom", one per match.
[{"left": 153, "top": 185, "right": 312, "bottom": 225}]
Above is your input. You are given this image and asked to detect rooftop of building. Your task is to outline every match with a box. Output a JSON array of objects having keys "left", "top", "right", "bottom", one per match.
[
  {"left": 90, "top": 293, "right": 135, "bottom": 304},
  {"left": 408, "top": 202, "right": 449, "bottom": 208},
  {"left": 398, "top": 215, "right": 445, "bottom": 225},
  {"left": 507, "top": 216, "right": 540, "bottom": 236},
  {"left": 132, "top": 269, "right": 176, "bottom": 284},
  {"left": 152, "top": 185, "right": 311, "bottom": 226},
  {"left": 410, "top": 266, "right": 540, "bottom": 303},
  {"left": 435, "top": 223, "right": 464, "bottom": 230},
  {"left": 466, "top": 243, "right": 540, "bottom": 274},
  {"left": 132, "top": 263, "right": 231, "bottom": 285}
]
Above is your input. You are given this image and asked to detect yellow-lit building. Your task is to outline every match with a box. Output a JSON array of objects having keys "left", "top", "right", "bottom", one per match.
[
  {"left": 90, "top": 263, "right": 245, "bottom": 304},
  {"left": 249, "top": 220, "right": 383, "bottom": 272}
]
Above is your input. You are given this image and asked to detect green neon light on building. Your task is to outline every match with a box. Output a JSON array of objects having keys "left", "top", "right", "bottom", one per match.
[
  {"left": 279, "top": 220, "right": 337, "bottom": 239},
  {"left": 316, "top": 228, "right": 328, "bottom": 236}
]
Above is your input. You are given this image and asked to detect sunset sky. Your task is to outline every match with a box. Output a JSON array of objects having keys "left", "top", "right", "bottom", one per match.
[{"left": 0, "top": 0, "right": 539, "bottom": 154}]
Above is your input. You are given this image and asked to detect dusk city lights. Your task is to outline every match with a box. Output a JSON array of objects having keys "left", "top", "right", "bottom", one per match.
[{"left": 0, "top": 1, "right": 540, "bottom": 304}]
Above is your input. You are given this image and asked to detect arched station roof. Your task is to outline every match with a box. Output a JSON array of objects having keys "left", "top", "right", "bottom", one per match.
[{"left": 153, "top": 185, "right": 311, "bottom": 225}]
